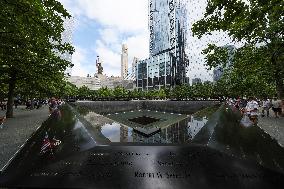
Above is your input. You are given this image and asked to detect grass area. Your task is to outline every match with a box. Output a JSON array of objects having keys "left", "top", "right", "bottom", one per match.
[{"left": 193, "top": 104, "right": 220, "bottom": 119}]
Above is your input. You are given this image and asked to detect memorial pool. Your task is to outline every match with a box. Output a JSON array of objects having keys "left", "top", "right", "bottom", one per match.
[
  {"left": 0, "top": 103, "right": 284, "bottom": 189},
  {"left": 83, "top": 110, "right": 208, "bottom": 143}
]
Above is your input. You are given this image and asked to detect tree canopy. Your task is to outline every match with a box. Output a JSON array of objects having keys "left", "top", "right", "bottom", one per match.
[
  {"left": 192, "top": 0, "right": 284, "bottom": 98},
  {"left": 0, "top": 0, "right": 74, "bottom": 117}
]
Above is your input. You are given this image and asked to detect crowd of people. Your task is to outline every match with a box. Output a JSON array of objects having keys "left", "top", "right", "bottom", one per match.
[
  {"left": 226, "top": 96, "right": 283, "bottom": 126},
  {"left": 25, "top": 99, "right": 47, "bottom": 110},
  {"left": 0, "top": 97, "right": 64, "bottom": 129},
  {"left": 1, "top": 99, "right": 47, "bottom": 110}
]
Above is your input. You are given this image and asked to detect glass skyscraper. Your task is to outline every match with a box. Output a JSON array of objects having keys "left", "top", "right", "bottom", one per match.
[
  {"left": 136, "top": 0, "right": 189, "bottom": 91},
  {"left": 149, "top": 0, "right": 188, "bottom": 56}
]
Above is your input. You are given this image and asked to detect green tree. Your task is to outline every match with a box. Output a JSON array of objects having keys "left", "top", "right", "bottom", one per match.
[
  {"left": 192, "top": 0, "right": 284, "bottom": 98},
  {"left": 157, "top": 89, "right": 166, "bottom": 100},
  {"left": 192, "top": 83, "right": 202, "bottom": 99},
  {"left": 78, "top": 86, "right": 91, "bottom": 99},
  {"left": 113, "top": 86, "right": 129, "bottom": 99},
  {"left": 129, "top": 89, "right": 143, "bottom": 99},
  {"left": 97, "top": 87, "right": 113, "bottom": 99},
  {"left": 89, "top": 90, "right": 98, "bottom": 100},
  {"left": 163, "top": 87, "right": 171, "bottom": 99},
  {"left": 172, "top": 84, "right": 188, "bottom": 100},
  {"left": 202, "top": 81, "right": 214, "bottom": 99},
  {"left": 61, "top": 81, "right": 78, "bottom": 98},
  {"left": 0, "top": 0, "right": 74, "bottom": 117},
  {"left": 145, "top": 90, "right": 154, "bottom": 100}
]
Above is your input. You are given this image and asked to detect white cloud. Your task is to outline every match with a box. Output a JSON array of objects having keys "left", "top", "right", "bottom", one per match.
[
  {"left": 59, "top": 0, "right": 148, "bottom": 33},
  {"left": 94, "top": 40, "right": 121, "bottom": 77},
  {"left": 71, "top": 46, "right": 89, "bottom": 76},
  {"left": 124, "top": 32, "right": 150, "bottom": 61},
  {"left": 75, "top": 0, "right": 148, "bottom": 33},
  {"left": 99, "top": 28, "right": 120, "bottom": 46}
]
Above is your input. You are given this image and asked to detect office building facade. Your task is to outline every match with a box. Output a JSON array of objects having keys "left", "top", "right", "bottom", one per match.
[
  {"left": 132, "top": 57, "right": 139, "bottom": 75},
  {"left": 136, "top": 0, "right": 189, "bottom": 91}
]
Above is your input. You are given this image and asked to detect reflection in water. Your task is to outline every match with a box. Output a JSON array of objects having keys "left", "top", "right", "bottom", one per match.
[
  {"left": 72, "top": 120, "right": 97, "bottom": 151},
  {"left": 99, "top": 115, "right": 208, "bottom": 143},
  {"left": 187, "top": 116, "right": 208, "bottom": 139},
  {"left": 100, "top": 122, "right": 129, "bottom": 142}
]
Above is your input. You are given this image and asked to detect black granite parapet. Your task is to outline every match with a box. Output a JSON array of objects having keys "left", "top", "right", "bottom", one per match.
[
  {"left": 73, "top": 100, "right": 220, "bottom": 114},
  {"left": 1, "top": 145, "right": 284, "bottom": 189},
  {"left": 194, "top": 104, "right": 284, "bottom": 174}
]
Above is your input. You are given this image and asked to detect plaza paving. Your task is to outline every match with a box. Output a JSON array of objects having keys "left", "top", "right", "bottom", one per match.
[
  {"left": 257, "top": 109, "right": 284, "bottom": 147},
  {"left": 0, "top": 106, "right": 49, "bottom": 170}
]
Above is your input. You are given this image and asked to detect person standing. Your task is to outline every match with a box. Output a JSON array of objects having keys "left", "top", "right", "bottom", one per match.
[
  {"left": 0, "top": 116, "right": 6, "bottom": 129},
  {"left": 245, "top": 97, "right": 259, "bottom": 124},
  {"left": 14, "top": 97, "right": 18, "bottom": 109},
  {"left": 234, "top": 97, "right": 241, "bottom": 110},
  {"left": 272, "top": 97, "right": 282, "bottom": 118},
  {"left": 48, "top": 97, "right": 58, "bottom": 114},
  {"left": 0, "top": 101, "right": 4, "bottom": 110},
  {"left": 261, "top": 97, "right": 271, "bottom": 117}
]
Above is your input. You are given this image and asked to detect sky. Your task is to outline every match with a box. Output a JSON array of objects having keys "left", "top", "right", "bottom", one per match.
[
  {"left": 59, "top": 0, "right": 239, "bottom": 82},
  {"left": 59, "top": 0, "right": 149, "bottom": 77}
]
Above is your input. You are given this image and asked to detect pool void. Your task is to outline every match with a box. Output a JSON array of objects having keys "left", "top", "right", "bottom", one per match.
[{"left": 128, "top": 116, "right": 160, "bottom": 125}]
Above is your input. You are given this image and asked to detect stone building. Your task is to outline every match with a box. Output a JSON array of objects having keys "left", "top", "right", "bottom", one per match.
[{"left": 67, "top": 74, "right": 133, "bottom": 90}]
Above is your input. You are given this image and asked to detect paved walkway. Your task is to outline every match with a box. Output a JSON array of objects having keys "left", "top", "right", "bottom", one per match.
[
  {"left": 258, "top": 109, "right": 284, "bottom": 147},
  {"left": 0, "top": 106, "right": 49, "bottom": 170}
]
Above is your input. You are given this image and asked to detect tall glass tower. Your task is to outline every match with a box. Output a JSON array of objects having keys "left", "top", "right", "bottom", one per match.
[
  {"left": 136, "top": 0, "right": 189, "bottom": 91},
  {"left": 149, "top": 0, "right": 188, "bottom": 56}
]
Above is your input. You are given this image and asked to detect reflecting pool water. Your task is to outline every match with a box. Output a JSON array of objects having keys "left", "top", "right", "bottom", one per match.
[{"left": 85, "top": 110, "right": 208, "bottom": 144}]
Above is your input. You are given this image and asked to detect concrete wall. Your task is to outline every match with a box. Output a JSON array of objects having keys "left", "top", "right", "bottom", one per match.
[
  {"left": 74, "top": 100, "right": 220, "bottom": 115},
  {"left": 74, "top": 101, "right": 142, "bottom": 114}
]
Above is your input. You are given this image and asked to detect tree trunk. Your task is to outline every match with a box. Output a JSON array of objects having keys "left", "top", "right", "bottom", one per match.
[
  {"left": 276, "top": 78, "right": 284, "bottom": 99},
  {"left": 6, "top": 72, "right": 16, "bottom": 118},
  {"left": 272, "top": 52, "right": 284, "bottom": 99},
  {"left": 275, "top": 64, "right": 284, "bottom": 99}
]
